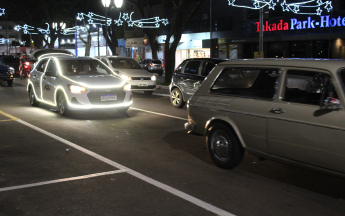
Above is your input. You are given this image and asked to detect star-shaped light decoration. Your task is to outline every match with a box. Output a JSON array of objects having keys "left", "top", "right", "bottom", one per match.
[
  {"left": 155, "top": 23, "right": 160, "bottom": 28},
  {"left": 77, "top": 13, "right": 84, "bottom": 21},
  {"left": 281, "top": 0, "right": 289, "bottom": 11},
  {"left": 316, "top": 7, "right": 322, "bottom": 15},
  {"left": 317, "top": 0, "right": 324, "bottom": 5},
  {"left": 268, "top": 0, "right": 276, "bottom": 10},
  {"left": 128, "top": 20, "right": 134, "bottom": 27},
  {"left": 324, "top": 1, "right": 333, "bottom": 12},
  {"left": 138, "top": 22, "right": 143, "bottom": 28},
  {"left": 0, "top": 38, "right": 10, "bottom": 44},
  {"left": 122, "top": 13, "right": 129, "bottom": 21},
  {"left": 162, "top": 19, "right": 169, "bottom": 26},
  {"left": 228, "top": 0, "right": 235, "bottom": 6},
  {"left": 253, "top": 1, "right": 261, "bottom": 8},
  {"left": 115, "top": 19, "right": 123, "bottom": 26},
  {"left": 0, "top": 8, "right": 5, "bottom": 16},
  {"left": 292, "top": 5, "right": 299, "bottom": 13}
]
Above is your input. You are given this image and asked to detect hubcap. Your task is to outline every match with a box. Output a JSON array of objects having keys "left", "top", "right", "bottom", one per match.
[
  {"left": 171, "top": 90, "right": 180, "bottom": 106},
  {"left": 212, "top": 131, "right": 232, "bottom": 160}
]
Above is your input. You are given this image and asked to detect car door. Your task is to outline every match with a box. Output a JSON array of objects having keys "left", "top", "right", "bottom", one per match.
[
  {"left": 41, "top": 58, "right": 58, "bottom": 104},
  {"left": 268, "top": 69, "right": 345, "bottom": 173},
  {"left": 31, "top": 58, "right": 49, "bottom": 99},
  {"left": 209, "top": 67, "right": 281, "bottom": 152},
  {"left": 180, "top": 60, "right": 202, "bottom": 100}
]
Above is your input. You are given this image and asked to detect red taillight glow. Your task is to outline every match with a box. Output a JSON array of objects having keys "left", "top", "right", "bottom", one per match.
[
  {"left": 162, "top": 64, "right": 164, "bottom": 67},
  {"left": 150, "top": 63, "right": 153, "bottom": 67}
]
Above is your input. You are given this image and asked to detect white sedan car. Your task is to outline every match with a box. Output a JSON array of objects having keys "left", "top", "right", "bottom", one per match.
[
  {"left": 27, "top": 56, "right": 132, "bottom": 116},
  {"left": 96, "top": 56, "right": 156, "bottom": 95}
]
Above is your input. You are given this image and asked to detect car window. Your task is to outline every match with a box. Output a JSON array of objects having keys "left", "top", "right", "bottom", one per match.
[
  {"left": 175, "top": 61, "right": 187, "bottom": 73},
  {"left": 109, "top": 58, "right": 142, "bottom": 69},
  {"left": 36, "top": 58, "right": 49, "bottom": 72},
  {"left": 59, "top": 59, "right": 113, "bottom": 76},
  {"left": 202, "top": 61, "right": 216, "bottom": 77},
  {"left": 46, "top": 59, "right": 58, "bottom": 75},
  {"left": 152, "top": 60, "right": 161, "bottom": 64},
  {"left": 211, "top": 68, "right": 280, "bottom": 100},
  {"left": 283, "top": 70, "right": 334, "bottom": 106},
  {"left": 184, "top": 61, "right": 201, "bottom": 75}
]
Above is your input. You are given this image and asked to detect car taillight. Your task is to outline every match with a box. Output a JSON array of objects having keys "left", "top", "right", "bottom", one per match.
[
  {"left": 150, "top": 63, "right": 153, "bottom": 67},
  {"left": 162, "top": 64, "right": 164, "bottom": 67}
]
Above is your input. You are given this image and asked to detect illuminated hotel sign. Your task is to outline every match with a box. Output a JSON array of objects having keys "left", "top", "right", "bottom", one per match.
[{"left": 255, "top": 15, "right": 345, "bottom": 32}]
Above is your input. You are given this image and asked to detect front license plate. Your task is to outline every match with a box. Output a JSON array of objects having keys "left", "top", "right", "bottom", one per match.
[
  {"left": 101, "top": 94, "right": 117, "bottom": 101},
  {"left": 138, "top": 82, "right": 148, "bottom": 87}
]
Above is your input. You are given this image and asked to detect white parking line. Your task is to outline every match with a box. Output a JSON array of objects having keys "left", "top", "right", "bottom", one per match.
[
  {"left": 129, "top": 107, "right": 188, "bottom": 121},
  {"left": 5, "top": 118, "right": 234, "bottom": 216},
  {"left": 0, "top": 170, "right": 128, "bottom": 192}
]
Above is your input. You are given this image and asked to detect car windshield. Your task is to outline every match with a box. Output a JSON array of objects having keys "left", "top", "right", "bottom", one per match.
[
  {"left": 109, "top": 58, "right": 142, "bottom": 69},
  {"left": 59, "top": 59, "right": 114, "bottom": 76},
  {"left": 152, "top": 60, "right": 162, "bottom": 64}
]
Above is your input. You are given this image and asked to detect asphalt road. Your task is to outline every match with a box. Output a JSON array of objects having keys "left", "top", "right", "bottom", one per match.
[{"left": 1, "top": 78, "right": 345, "bottom": 216}]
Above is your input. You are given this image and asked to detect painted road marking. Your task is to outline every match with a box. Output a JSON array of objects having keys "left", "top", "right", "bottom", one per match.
[
  {"left": 0, "top": 170, "right": 128, "bottom": 192},
  {"left": 130, "top": 107, "right": 188, "bottom": 121},
  {"left": 0, "top": 110, "right": 19, "bottom": 121},
  {"left": 0, "top": 110, "right": 234, "bottom": 216}
]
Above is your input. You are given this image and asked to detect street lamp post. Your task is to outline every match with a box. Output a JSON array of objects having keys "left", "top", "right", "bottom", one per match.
[{"left": 102, "top": 0, "right": 123, "bottom": 56}]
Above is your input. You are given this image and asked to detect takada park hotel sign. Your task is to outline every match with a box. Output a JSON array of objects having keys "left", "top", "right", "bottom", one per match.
[{"left": 255, "top": 15, "right": 345, "bottom": 32}]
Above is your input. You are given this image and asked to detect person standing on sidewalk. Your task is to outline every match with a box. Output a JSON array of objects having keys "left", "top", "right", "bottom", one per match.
[{"left": 19, "top": 52, "right": 27, "bottom": 79}]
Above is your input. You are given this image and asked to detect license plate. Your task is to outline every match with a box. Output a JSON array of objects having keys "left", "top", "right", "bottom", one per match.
[
  {"left": 101, "top": 94, "right": 117, "bottom": 101},
  {"left": 138, "top": 82, "right": 148, "bottom": 87}
]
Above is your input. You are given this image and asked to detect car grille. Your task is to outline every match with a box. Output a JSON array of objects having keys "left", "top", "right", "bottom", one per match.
[
  {"left": 131, "top": 85, "right": 156, "bottom": 90},
  {"left": 87, "top": 88, "right": 126, "bottom": 105},
  {"left": 131, "top": 77, "right": 151, "bottom": 80}
]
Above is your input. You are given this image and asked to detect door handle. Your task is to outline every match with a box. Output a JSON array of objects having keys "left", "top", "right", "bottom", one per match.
[{"left": 270, "top": 108, "right": 285, "bottom": 114}]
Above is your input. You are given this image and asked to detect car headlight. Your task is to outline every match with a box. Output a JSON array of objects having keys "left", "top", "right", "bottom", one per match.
[
  {"left": 151, "top": 75, "right": 156, "bottom": 81},
  {"left": 123, "top": 84, "right": 131, "bottom": 91},
  {"left": 121, "top": 75, "right": 131, "bottom": 81},
  {"left": 8, "top": 67, "right": 14, "bottom": 75},
  {"left": 68, "top": 85, "right": 87, "bottom": 93}
]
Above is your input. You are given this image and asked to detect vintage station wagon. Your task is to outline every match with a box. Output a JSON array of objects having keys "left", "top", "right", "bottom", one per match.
[{"left": 185, "top": 59, "right": 345, "bottom": 178}]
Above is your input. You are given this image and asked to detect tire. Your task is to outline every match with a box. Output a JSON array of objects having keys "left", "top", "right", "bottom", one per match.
[
  {"left": 7, "top": 80, "right": 13, "bottom": 87},
  {"left": 144, "top": 91, "right": 153, "bottom": 95},
  {"left": 57, "top": 93, "right": 70, "bottom": 116},
  {"left": 170, "top": 88, "right": 185, "bottom": 108},
  {"left": 29, "top": 87, "right": 40, "bottom": 107},
  {"left": 206, "top": 123, "right": 244, "bottom": 169}
]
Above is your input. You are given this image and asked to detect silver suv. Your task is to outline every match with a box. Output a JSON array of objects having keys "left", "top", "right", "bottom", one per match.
[
  {"left": 185, "top": 59, "right": 345, "bottom": 178},
  {"left": 140, "top": 59, "right": 164, "bottom": 76}
]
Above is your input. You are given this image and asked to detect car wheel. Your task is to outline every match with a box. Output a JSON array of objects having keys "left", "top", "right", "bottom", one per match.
[
  {"left": 29, "top": 87, "right": 40, "bottom": 107},
  {"left": 144, "top": 91, "right": 153, "bottom": 95},
  {"left": 7, "top": 80, "right": 13, "bottom": 87},
  {"left": 57, "top": 93, "right": 70, "bottom": 116},
  {"left": 207, "top": 123, "right": 244, "bottom": 169},
  {"left": 170, "top": 88, "right": 185, "bottom": 108}
]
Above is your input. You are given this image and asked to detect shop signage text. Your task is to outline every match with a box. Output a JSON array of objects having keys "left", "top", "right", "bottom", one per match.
[{"left": 255, "top": 15, "right": 345, "bottom": 32}]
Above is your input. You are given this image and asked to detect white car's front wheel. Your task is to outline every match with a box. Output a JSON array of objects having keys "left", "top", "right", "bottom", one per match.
[{"left": 57, "top": 93, "right": 70, "bottom": 116}]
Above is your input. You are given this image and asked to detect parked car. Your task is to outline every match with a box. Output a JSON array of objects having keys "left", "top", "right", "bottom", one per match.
[
  {"left": 27, "top": 56, "right": 132, "bottom": 116},
  {"left": 0, "top": 55, "right": 20, "bottom": 77},
  {"left": 185, "top": 59, "right": 345, "bottom": 178},
  {"left": 139, "top": 59, "right": 164, "bottom": 76},
  {"left": 169, "top": 58, "right": 227, "bottom": 108},
  {"left": 0, "top": 59, "right": 15, "bottom": 86},
  {"left": 96, "top": 56, "right": 156, "bottom": 95}
]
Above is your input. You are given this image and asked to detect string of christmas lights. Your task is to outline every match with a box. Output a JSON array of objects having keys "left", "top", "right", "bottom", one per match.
[
  {"left": 227, "top": 0, "right": 333, "bottom": 15},
  {"left": 0, "top": 38, "right": 10, "bottom": 44}
]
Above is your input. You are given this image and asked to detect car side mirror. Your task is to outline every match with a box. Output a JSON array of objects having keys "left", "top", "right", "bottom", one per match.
[
  {"left": 45, "top": 71, "right": 58, "bottom": 77},
  {"left": 323, "top": 97, "right": 343, "bottom": 110}
]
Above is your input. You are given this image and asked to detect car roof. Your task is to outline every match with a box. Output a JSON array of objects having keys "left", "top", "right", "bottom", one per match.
[
  {"left": 183, "top": 58, "right": 228, "bottom": 64},
  {"left": 29, "top": 49, "right": 75, "bottom": 59},
  {"left": 218, "top": 58, "right": 345, "bottom": 72},
  {"left": 97, "top": 56, "right": 133, "bottom": 59}
]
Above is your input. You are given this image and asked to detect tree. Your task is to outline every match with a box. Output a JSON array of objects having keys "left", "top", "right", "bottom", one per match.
[
  {"left": 128, "top": 0, "right": 161, "bottom": 59},
  {"left": 164, "top": 0, "right": 205, "bottom": 83},
  {"left": 78, "top": 21, "right": 92, "bottom": 56}
]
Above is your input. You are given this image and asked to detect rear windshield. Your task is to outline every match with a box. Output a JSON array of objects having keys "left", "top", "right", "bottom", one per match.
[
  {"left": 152, "top": 60, "right": 162, "bottom": 64},
  {"left": 109, "top": 58, "right": 142, "bottom": 69},
  {"left": 59, "top": 59, "right": 114, "bottom": 76}
]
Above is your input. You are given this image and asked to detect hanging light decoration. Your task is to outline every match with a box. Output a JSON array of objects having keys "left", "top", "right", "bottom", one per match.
[
  {"left": 0, "top": 8, "right": 5, "bottom": 16},
  {"left": 227, "top": 0, "right": 333, "bottom": 15}
]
